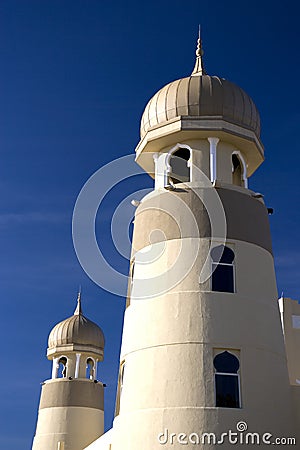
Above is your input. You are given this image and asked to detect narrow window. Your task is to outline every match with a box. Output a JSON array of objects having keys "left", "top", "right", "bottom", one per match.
[
  {"left": 211, "top": 245, "right": 235, "bottom": 293},
  {"left": 57, "top": 357, "right": 67, "bottom": 378},
  {"left": 115, "top": 361, "right": 125, "bottom": 417},
  {"left": 86, "top": 358, "right": 95, "bottom": 380},
  {"left": 169, "top": 148, "right": 190, "bottom": 184},
  {"left": 120, "top": 362, "right": 125, "bottom": 397},
  {"left": 126, "top": 259, "right": 135, "bottom": 308},
  {"left": 214, "top": 351, "right": 240, "bottom": 408},
  {"left": 130, "top": 261, "right": 135, "bottom": 293},
  {"left": 232, "top": 153, "right": 247, "bottom": 187}
]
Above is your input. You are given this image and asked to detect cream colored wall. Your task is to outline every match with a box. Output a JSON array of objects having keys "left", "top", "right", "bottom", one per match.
[
  {"left": 291, "top": 387, "right": 300, "bottom": 444},
  {"left": 106, "top": 124, "right": 295, "bottom": 448},
  {"left": 109, "top": 237, "right": 294, "bottom": 449},
  {"left": 188, "top": 139, "right": 210, "bottom": 181},
  {"left": 279, "top": 297, "right": 300, "bottom": 444},
  {"left": 216, "top": 141, "right": 241, "bottom": 184},
  {"left": 32, "top": 406, "right": 104, "bottom": 450},
  {"left": 32, "top": 375, "right": 104, "bottom": 450},
  {"left": 93, "top": 130, "right": 292, "bottom": 448},
  {"left": 132, "top": 186, "right": 273, "bottom": 257},
  {"left": 84, "top": 430, "right": 113, "bottom": 450},
  {"left": 279, "top": 297, "right": 300, "bottom": 385}
]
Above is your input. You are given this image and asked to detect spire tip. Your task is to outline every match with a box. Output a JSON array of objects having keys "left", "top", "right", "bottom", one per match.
[
  {"left": 192, "top": 25, "right": 206, "bottom": 76},
  {"left": 74, "top": 287, "right": 82, "bottom": 315}
]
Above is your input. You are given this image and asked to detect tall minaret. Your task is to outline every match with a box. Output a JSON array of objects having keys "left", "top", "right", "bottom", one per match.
[
  {"left": 106, "top": 36, "right": 296, "bottom": 448},
  {"left": 32, "top": 293, "right": 105, "bottom": 450}
]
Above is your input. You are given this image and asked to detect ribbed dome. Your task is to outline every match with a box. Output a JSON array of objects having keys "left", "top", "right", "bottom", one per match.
[
  {"left": 140, "top": 33, "right": 260, "bottom": 141},
  {"left": 140, "top": 74, "right": 260, "bottom": 139},
  {"left": 48, "top": 296, "right": 105, "bottom": 351}
]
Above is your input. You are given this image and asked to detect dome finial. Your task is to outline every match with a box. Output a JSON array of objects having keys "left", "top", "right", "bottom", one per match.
[
  {"left": 192, "top": 25, "right": 206, "bottom": 76},
  {"left": 74, "top": 286, "right": 82, "bottom": 315}
]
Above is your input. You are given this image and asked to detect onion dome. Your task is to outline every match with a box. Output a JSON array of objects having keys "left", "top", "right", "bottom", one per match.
[
  {"left": 47, "top": 293, "right": 105, "bottom": 359},
  {"left": 140, "top": 32, "right": 260, "bottom": 140},
  {"left": 135, "top": 29, "right": 264, "bottom": 177}
]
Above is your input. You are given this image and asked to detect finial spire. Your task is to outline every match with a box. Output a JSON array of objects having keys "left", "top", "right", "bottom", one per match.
[
  {"left": 191, "top": 25, "right": 206, "bottom": 76},
  {"left": 74, "top": 286, "right": 82, "bottom": 315}
]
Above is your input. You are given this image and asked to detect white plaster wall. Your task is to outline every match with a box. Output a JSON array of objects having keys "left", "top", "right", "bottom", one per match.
[
  {"left": 32, "top": 407, "right": 104, "bottom": 450},
  {"left": 110, "top": 238, "right": 294, "bottom": 449}
]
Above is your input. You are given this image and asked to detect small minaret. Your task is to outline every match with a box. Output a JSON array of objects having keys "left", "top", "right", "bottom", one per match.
[{"left": 32, "top": 293, "right": 105, "bottom": 450}]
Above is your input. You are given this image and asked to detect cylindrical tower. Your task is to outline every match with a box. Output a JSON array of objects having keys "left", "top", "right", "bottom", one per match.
[
  {"left": 32, "top": 294, "right": 105, "bottom": 450},
  {"left": 110, "top": 37, "right": 295, "bottom": 448}
]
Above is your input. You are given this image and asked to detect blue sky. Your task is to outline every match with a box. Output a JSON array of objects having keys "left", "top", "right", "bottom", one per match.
[{"left": 0, "top": 1, "right": 300, "bottom": 448}]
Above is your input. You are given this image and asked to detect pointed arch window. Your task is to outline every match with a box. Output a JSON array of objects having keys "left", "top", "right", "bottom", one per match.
[
  {"left": 168, "top": 147, "right": 191, "bottom": 184},
  {"left": 120, "top": 362, "right": 125, "bottom": 397},
  {"left": 86, "top": 358, "right": 95, "bottom": 380},
  {"left": 126, "top": 258, "right": 135, "bottom": 308},
  {"left": 57, "top": 357, "right": 67, "bottom": 378},
  {"left": 115, "top": 361, "right": 125, "bottom": 417},
  {"left": 211, "top": 245, "right": 235, "bottom": 293},
  {"left": 232, "top": 152, "right": 247, "bottom": 188},
  {"left": 214, "top": 351, "right": 241, "bottom": 408}
]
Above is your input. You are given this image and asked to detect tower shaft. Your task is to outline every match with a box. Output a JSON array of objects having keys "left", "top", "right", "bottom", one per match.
[{"left": 33, "top": 379, "right": 104, "bottom": 450}]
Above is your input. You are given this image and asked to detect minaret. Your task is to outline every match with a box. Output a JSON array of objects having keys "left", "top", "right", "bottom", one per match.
[
  {"left": 107, "top": 36, "right": 296, "bottom": 448},
  {"left": 32, "top": 293, "right": 105, "bottom": 450}
]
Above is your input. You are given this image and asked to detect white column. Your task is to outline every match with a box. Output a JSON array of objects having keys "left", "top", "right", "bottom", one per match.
[
  {"left": 153, "top": 153, "right": 159, "bottom": 190},
  {"left": 51, "top": 357, "right": 59, "bottom": 379},
  {"left": 153, "top": 153, "right": 168, "bottom": 189},
  {"left": 75, "top": 353, "right": 81, "bottom": 378},
  {"left": 240, "top": 153, "right": 248, "bottom": 189},
  {"left": 208, "top": 137, "right": 219, "bottom": 183},
  {"left": 94, "top": 360, "right": 98, "bottom": 380}
]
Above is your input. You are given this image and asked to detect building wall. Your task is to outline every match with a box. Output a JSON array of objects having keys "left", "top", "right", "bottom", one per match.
[
  {"left": 279, "top": 297, "right": 300, "bottom": 444},
  {"left": 111, "top": 221, "right": 294, "bottom": 449},
  {"left": 279, "top": 297, "right": 300, "bottom": 385},
  {"left": 32, "top": 379, "right": 104, "bottom": 450}
]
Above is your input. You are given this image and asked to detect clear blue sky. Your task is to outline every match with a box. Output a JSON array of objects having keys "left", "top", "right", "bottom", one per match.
[{"left": 0, "top": 1, "right": 299, "bottom": 448}]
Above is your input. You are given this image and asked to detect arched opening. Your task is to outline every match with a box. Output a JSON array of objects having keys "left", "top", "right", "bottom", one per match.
[
  {"left": 232, "top": 152, "right": 247, "bottom": 187},
  {"left": 120, "top": 362, "right": 125, "bottom": 397},
  {"left": 57, "top": 357, "right": 67, "bottom": 378},
  {"left": 86, "top": 358, "right": 95, "bottom": 380},
  {"left": 214, "top": 351, "right": 241, "bottom": 408},
  {"left": 115, "top": 361, "right": 126, "bottom": 417},
  {"left": 232, "top": 154, "right": 242, "bottom": 186},
  {"left": 168, "top": 148, "right": 190, "bottom": 184},
  {"left": 130, "top": 260, "right": 135, "bottom": 293},
  {"left": 126, "top": 259, "right": 135, "bottom": 308},
  {"left": 211, "top": 245, "right": 235, "bottom": 293}
]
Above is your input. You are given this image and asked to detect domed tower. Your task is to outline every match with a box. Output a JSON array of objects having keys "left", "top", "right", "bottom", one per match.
[
  {"left": 32, "top": 294, "right": 105, "bottom": 450},
  {"left": 106, "top": 35, "right": 296, "bottom": 449}
]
